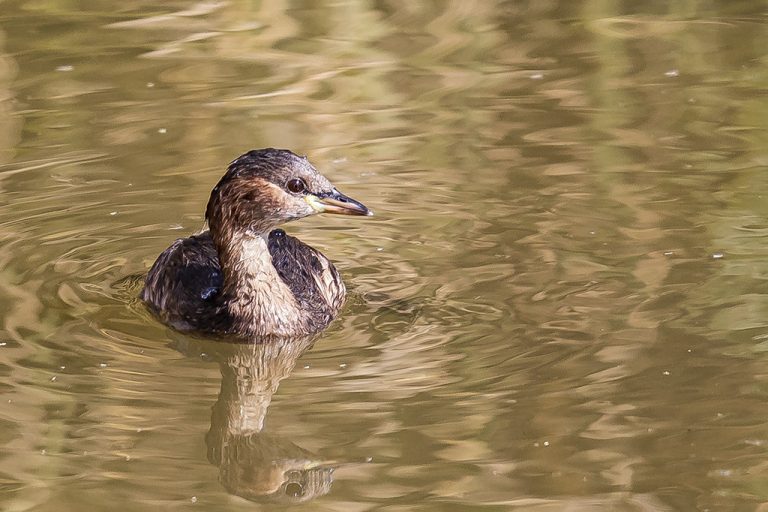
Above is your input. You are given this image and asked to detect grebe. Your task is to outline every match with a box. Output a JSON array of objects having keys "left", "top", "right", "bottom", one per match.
[{"left": 141, "top": 148, "right": 371, "bottom": 337}]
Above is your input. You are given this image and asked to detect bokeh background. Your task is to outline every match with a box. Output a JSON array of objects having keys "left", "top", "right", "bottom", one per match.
[{"left": 1, "top": 1, "right": 768, "bottom": 510}]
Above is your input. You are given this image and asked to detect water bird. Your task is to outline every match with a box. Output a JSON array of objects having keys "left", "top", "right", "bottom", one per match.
[{"left": 141, "top": 148, "right": 371, "bottom": 337}]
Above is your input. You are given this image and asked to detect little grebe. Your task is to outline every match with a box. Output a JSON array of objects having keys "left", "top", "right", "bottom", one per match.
[{"left": 141, "top": 148, "right": 371, "bottom": 337}]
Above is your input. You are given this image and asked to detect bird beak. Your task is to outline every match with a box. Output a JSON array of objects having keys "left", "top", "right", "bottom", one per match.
[{"left": 306, "top": 189, "right": 373, "bottom": 216}]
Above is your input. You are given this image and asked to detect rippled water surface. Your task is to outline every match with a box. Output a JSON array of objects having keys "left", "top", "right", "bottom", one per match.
[{"left": 2, "top": 1, "right": 768, "bottom": 510}]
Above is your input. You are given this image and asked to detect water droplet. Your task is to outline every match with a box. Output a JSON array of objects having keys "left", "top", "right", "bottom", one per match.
[
  {"left": 663, "top": 371, "right": 670, "bottom": 376},
  {"left": 712, "top": 252, "right": 724, "bottom": 259},
  {"left": 303, "top": 364, "right": 310, "bottom": 369},
  {"left": 109, "top": 211, "right": 117, "bottom": 216},
  {"left": 50, "top": 376, "right": 57, "bottom": 382},
  {"left": 663, "top": 251, "right": 674, "bottom": 256},
  {"left": 543, "top": 441, "right": 550, "bottom": 447},
  {"left": 191, "top": 496, "right": 197, "bottom": 503},
  {"left": 56, "top": 65, "right": 74, "bottom": 72},
  {"left": 339, "top": 363, "right": 347, "bottom": 368},
  {"left": 530, "top": 72, "right": 544, "bottom": 80},
  {"left": 158, "top": 128, "right": 167, "bottom": 134},
  {"left": 664, "top": 69, "right": 679, "bottom": 77},
  {"left": 147, "top": 82, "right": 155, "bottom": 88},
  {"left": 99, "top": 363, "right": 108, "bottom": 368}
]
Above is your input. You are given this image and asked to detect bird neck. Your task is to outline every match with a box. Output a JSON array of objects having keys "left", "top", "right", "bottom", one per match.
[
  {"left": 210, "top": 337, "right": 315, "bottom": 436},
  {"left": 217, "top": 230, "right": 304, "bottom": 336}
]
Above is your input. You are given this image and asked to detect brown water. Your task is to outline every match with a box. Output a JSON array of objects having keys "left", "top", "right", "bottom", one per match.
[{"left": 1, "top": 1, "right": 768, "bottom": 510}]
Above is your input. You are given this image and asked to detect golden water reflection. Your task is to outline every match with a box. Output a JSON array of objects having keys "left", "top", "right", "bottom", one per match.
[{"left": 1, "top": 1, "right": 768, "bottom": 511}]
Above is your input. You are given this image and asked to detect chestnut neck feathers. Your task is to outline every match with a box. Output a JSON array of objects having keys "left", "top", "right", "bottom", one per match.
[{"left": 204, "top": 150, "right": 326, "bottom": 335}]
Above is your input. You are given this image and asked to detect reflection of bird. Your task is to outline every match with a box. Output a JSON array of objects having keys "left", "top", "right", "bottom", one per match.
[
  {"left": 210, "top": 431, "right": 335, "bottom": 503},
  {"left": 141, "top": 149, "right": 371, "bottom": 337},
  {"left": 200, "top": 336, "right": 337, "bottom": 503}
]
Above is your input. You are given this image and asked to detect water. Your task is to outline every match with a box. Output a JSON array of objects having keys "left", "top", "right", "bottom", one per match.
[{"left": 1, "top": 1, "right": 768, "bottom": 510}]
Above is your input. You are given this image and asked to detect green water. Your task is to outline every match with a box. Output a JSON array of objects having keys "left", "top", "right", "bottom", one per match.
[{"left": 1, "top": 1, "right": 768, "bottom": 510}]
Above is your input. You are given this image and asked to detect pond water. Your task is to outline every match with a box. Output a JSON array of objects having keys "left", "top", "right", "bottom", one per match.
[{"left": 1, "top": 1, "right": 768, "bottom": 510}]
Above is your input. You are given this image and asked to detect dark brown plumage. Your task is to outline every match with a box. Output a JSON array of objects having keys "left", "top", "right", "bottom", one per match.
[{"left": 141, "top": 148, "right": 371, "bottom": 338}]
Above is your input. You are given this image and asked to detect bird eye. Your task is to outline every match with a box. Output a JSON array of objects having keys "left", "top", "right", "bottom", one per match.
[
  {"left": 285, "top": 482, "right": 304, "bottom": 497},
  {"left": 286, "top": 178, "right": 307, "bottom": 194}
]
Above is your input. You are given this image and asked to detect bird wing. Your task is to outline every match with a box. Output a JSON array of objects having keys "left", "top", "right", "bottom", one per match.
[
  {"left": 141, "top": 231, "right": 224, "bottom": 329},
  {"left": 267, "top": 229, "right": 346, "bottom": 317}
]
